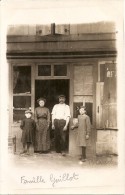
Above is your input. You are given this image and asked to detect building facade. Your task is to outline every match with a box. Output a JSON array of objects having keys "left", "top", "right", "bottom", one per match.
[{"left": 7, "top": 22, "right": 117, "bottom": 156}]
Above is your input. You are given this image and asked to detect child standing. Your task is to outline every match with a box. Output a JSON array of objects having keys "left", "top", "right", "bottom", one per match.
[
  {"left": 20, "top": 110, "right": 36, "bottom": 155},
  {"left": 71, "top": 106, "right": 91, "bottom": 163}
]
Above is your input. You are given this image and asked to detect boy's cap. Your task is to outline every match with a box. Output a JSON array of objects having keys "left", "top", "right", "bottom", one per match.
[
  {"left": 25, "top": 110, "right": 32, "bottom": 114},
  {"left": 80, "top": 105, "right": 86, "bottom": 109},
  {"left": 37, "top": 97, "right": 46, "bottom": 103},
  {"left": 58, "top": 94, "right": 66, "bottom": 99}
]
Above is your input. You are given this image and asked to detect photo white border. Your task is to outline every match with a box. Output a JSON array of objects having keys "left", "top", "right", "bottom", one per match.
[{"left": 0, "top": 0, "right": 124, "bottom": 194}]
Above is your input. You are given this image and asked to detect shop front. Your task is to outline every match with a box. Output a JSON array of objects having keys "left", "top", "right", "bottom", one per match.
[{"left": 7, "top": 22, "right": 117, "bottom": 156}]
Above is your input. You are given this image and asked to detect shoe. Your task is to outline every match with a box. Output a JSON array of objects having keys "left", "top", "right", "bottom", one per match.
[
  {"left": 61, "top": 152, "right": 66, "bottom": 156},
  {"left": 56, "top": 151, "right": 61, "bottom": 153},
  {"left": 79, "top": 156, "right": 82, "bottom": 160},
  {"left": 79, "top": 160, "right": 83, "bottom": 165},
  {"left": 26, "top": 151, "right": 30, "bottom": 155},
  {"left": 42, "top": 151, "right": 49, "bottom": 154},
  {"left": 82, "top": 158, "right": 86, "bottom": 162},
  {"left": 20, "top": 151, "right": 26, "bottom": 155}
]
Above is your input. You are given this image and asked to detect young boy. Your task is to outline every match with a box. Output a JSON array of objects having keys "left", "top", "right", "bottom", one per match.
[
  {"left": 71, "top": 106, "right": 91, "bottom": 163},
  {"left": 20, "top": 110, "right": 36, "bottom": 155}
]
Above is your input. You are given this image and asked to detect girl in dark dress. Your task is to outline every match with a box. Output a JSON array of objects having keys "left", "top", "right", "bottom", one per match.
[
  {"left": 20, "top": 110, "right": 36, "bottom": 155},
  {"left": 35, "top": 98, "right": 50, "bottom": 153}
]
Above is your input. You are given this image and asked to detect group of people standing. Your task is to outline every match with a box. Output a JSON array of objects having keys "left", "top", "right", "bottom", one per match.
[
  {"left": 20, "top": 94, "right": 91, "bottom": 162},
  {"left": 20, "top": 95, "right": 70, "bottom": 156}
]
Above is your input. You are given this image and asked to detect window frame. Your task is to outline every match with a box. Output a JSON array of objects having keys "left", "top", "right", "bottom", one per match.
[
  {"left": 38, "top": 64, "right": 52, "bottom": 77},
  {"left": 35, "top": 63, "right": 70, "bottom": 79},
  {"left": 11, "top": 64, "right": 33, "bottom": 125}
]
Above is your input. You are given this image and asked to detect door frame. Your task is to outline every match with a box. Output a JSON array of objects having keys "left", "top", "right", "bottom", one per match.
[
  {"left": 33, "top": 63, "right": 74, "bottom": 120},
  {"left": 33, "top": 63, "right": 74, "bottom": 152}
]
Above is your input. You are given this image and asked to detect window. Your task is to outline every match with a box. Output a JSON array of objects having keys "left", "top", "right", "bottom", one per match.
[
  {"left": 13, "top": 66, "right": 31, "bottom": 94},
  {"left": 13, "top": 66, "right": 31, "bottom": 123},
  {"left": 73, "top": 102, "right": 93, "bottom": 123},
  {"left": 38, "top": 65, "right": 51, "bottom": 76},
  {"left": 36, "top": 64, "right": 68, "bottom": 78},
  {"left": 13, "top": 96, "right": 31, "bottom": 109},
  {"left": 54, "top": 65, "right": 67, "bottom": 76}
]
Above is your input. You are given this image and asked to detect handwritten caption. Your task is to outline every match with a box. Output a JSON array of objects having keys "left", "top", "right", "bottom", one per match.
[{"left": 21, "top": 172, "right": 79, "bottom": 187}]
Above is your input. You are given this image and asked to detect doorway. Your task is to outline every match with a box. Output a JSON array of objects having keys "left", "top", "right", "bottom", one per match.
[{"left": 35, "top": 79, "right": 70, "bottom": 151}]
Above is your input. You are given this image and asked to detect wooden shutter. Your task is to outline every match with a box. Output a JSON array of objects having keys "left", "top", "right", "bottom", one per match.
[{"left": 55, "top": 24, "right": 70, "bottom": 35}]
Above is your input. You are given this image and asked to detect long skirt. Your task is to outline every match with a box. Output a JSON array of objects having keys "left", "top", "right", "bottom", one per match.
[
  {"left": 35, "top": 118, "right": 50, "bottom": 152},
  {"left": 21, "top": 129, "right": 34, "bottom": 145}
]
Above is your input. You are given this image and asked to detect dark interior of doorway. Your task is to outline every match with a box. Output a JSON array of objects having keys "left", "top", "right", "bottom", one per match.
[{"left": 35, "top": 79, "right": 69, "bottom": 152}]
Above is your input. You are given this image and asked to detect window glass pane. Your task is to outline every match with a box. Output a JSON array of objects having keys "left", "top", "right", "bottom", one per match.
[
  {"left": 100, "top": 64, "right": 105, "bottom": 82},
  {"left": 13, "top": 66, "right": 31, "bottom": 94},
  {"left": 13, "top": 96, "right": 31, "bottom": 109},
  {"left": 54, "top": 65, "right": 67, "bottom": 76},
  {"left": 13, "top": 110, "right": 25, "bottom": 123},
  {"left": 13, "top": 96, "right": 31, "bottom": 122},
  {"left": 103, "top": 63, "right": 117, "bottom": 103},
  {"left": 38, "top": 65, "right": 51, "bottom": 76},
  {"left": 73, "top": 102, "right": 93, "bottom": 123}
]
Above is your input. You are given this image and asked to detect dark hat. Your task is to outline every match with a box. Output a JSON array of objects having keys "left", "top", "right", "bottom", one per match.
[
  {"left": 25, "top": 110, "right": 32, "bottom": 114},
  {"left": 58, "top": 94, "right": 66, "bottom": 99},
  {"left": 79, "top": 105, "right": 86, "bottom": 110},
  {"left": 37, "top": 97, "right": 46, "bottom": 103}
]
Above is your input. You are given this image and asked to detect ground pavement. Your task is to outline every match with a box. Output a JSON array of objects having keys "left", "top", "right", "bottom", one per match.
[
  {"left": 9, "top": 151, "right": 118, "bottom": 169},
  {"left": 0, "top": 152, "right": 120, "bottom": 194}
]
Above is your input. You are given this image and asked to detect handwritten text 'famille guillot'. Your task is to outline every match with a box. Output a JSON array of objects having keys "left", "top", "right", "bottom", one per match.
[{"left": 21, "top": 172, "right": 79, "bottom": 187}]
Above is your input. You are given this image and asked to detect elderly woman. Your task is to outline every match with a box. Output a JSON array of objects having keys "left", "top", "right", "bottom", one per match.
[{"left": 35, "top": 98, "right": 50, "bottom": 153}]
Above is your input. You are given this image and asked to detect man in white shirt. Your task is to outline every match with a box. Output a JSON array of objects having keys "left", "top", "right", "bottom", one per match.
[{"left": 51, "top": 95, "right": 71, "bottom": 156}]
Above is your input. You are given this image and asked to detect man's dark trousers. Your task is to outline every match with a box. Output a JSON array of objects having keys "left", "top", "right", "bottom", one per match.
[{"left": 54, "top": 119, "right": 66, "bottom": 153}]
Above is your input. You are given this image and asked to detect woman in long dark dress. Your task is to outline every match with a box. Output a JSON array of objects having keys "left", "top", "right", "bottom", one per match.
[{"left": 35, "top": 98, "right": 50, "bottom": 153}]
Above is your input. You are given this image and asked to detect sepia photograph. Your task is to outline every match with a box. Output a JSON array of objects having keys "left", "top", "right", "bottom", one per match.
[{"left": 0, "top": 0, "right": 124, "bottom": 194}]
